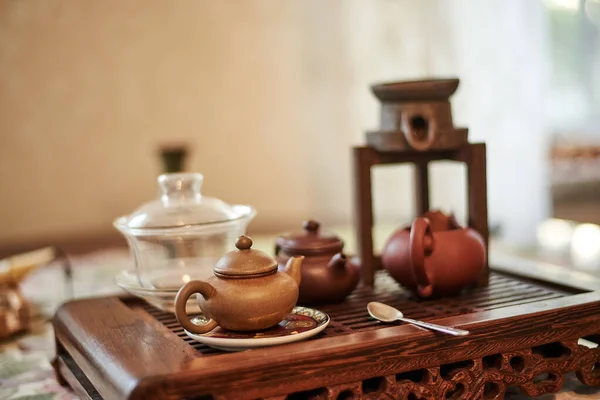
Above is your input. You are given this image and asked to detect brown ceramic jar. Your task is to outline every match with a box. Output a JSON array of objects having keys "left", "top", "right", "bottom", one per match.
[
  {"left": 381, "top": 210, "right": 486, "bottom": 298},
  {"left": 275, "top": 220, "right": 360, "bottom": 306}
]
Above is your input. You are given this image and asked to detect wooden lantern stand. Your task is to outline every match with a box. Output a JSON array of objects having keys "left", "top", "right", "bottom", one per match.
[{"left": 352, "top": 78, "right": 489, "bottom": 287}]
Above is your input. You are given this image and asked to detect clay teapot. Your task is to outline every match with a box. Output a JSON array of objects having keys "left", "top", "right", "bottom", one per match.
[
  {"left": 275, "top": 220, "right": 359, "bottom": 306},
  {"left": 381, "top": 210, "right": 486, "bottom": 298},
  {"left": 175, "top": 235, "right": 304, "bottom": 334}
]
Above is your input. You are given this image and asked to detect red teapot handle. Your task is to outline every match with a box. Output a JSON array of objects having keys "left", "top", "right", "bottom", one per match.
[{"left": 409, "top": 217, "right": 435, "bottom": 297}]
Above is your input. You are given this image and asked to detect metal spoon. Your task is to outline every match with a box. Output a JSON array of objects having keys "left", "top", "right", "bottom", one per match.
[{"left": 367, "top": 302, "right": 470, "bottom": 336}]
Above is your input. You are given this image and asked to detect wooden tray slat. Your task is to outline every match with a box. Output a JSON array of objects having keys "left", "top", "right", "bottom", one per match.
[{"left": 128, "top": 271, "right": 576, "bottom": 358}]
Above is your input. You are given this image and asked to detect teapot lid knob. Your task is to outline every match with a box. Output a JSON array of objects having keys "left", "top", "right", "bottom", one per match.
[
  {"left": 235, "top": 235, "right": 253, "bottom": 250},
  {"left": 303, "top": 220, "right": 320, "bottom": 233}
]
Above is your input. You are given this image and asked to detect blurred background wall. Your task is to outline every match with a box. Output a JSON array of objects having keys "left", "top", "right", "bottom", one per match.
[{"left": 0, "top": 0, "right": 598, "bottom": 252}]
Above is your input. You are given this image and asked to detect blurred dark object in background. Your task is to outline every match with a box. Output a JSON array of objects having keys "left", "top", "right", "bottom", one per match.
[
  {"left": 550, "top": 135, "right": 600, "bottom": 225},
  {"left": 160, "top": 143, "right": 189, "bottom": 173}
]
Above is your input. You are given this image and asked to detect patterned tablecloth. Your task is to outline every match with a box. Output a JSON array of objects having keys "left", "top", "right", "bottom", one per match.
[
  {"left": 0, "top": 248, "right": 130, "bottom": 400},
  {"left": 1, "top": 242, "right": 600, "bottom": 399}
]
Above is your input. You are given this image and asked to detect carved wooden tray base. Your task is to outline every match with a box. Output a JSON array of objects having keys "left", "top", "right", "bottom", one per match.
[{"left": 52, "top": 267, "right": 600, "bottom": 400}]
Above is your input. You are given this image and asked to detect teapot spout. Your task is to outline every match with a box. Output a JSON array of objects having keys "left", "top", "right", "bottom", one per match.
[
  {"left": 327, "top": 253, "right": 347, "bottom": 272},
  {"left": 283, "top": 255, "right": 304, "bottom": 286}
]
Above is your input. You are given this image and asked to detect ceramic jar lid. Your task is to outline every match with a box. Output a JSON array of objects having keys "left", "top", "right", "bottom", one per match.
[
  {"left": 116, "top": 173, "right": 248, "bottom": 231},
  {"left": 214, "top": 236, "right": 277, "bottom": 278},
  {"left": 275, "top": 220, "right": 343, "bottom": 256}
]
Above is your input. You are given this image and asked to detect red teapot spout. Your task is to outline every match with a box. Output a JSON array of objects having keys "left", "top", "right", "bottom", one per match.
[
  {"left": 421, "top": 209, "right": 461, "bottom": 232},
  {"left": 327, "top": 253, "right": 348, "bottom": 272}
]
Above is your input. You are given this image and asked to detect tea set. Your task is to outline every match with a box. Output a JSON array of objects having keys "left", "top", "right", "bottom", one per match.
[{"left": 113, "top": 172, "right": 485, "bottom": 351}]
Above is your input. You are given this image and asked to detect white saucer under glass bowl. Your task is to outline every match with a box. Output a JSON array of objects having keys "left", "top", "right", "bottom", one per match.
[{"left": 115, "top": 269, "right": 197, "bottom": 314}]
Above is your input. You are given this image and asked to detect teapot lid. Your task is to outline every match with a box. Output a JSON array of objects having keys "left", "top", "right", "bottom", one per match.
[
  {"left": 115, "top": 172, "right": 252, "bottom": 231},
  {"left": 214, "top": 236, "right": 277, "bottom": 277},
  {"left": 275, "top": 220, "right": 343, "bottom": 255}
]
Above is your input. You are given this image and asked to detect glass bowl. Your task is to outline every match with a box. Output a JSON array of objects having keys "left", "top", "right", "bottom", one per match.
[{"left": 114, "top": 172, "right": 256, "bottom": 291}]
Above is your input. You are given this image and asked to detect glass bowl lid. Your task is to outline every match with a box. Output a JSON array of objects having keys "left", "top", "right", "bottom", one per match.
[{"left": 114, "top": 172, "right": 255, "bottom": 234}]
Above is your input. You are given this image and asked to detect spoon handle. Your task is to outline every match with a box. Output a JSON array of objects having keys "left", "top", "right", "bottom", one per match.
[{"left": 399, "top": 317, "right": 470, "bottom": 336}]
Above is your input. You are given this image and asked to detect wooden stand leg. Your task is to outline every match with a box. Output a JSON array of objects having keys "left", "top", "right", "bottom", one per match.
[
  {"left": 466, "top": 143, "right": 489, "bottom": 286},
  {"left": 414, "top": 162, "right": 430, "bottom": 216},
  {"left": 353, "top": 147, "right": 375, "bottom": 287}
]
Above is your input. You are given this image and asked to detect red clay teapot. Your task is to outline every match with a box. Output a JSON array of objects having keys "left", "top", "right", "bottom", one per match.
[
  {"left": 381, "top": 210, "right": 486, "bottom": 298},
  {"left": 275, "top": 220, "right": 360, "bottom": 306}
]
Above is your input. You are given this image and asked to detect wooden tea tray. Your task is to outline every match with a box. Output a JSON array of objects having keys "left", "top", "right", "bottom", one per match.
[{"left": 52, "top": 261, "right": 600, "bottom": 400}]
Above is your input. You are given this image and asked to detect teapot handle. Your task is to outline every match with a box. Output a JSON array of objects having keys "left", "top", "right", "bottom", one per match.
[
  {"left": 175, "top": 280, "right": 218, "bottom": 334},
  {"left": 409, "top": 217, "right": 436, "bottom": 297}
]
